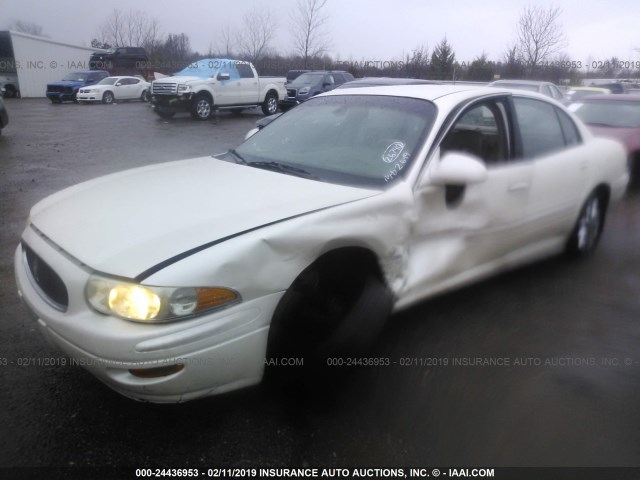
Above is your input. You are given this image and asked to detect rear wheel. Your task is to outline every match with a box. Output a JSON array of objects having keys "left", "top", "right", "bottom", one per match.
[
  {"left": 191, "top": 94, "right": 212, "bottom": 120},
  {"left": 566, "top": 192, "right": 606, "bottom": 256},
  {"left": 3, "top": 85, "right": 16, "bottom": 98}
]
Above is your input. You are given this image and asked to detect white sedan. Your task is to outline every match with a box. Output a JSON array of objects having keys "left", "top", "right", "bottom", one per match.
[
  {"left": 77, "top": 76, "right": 150, "bottom": 104},
  {"left": 15, "top": 85, "right": 628, "bottom": 402}
]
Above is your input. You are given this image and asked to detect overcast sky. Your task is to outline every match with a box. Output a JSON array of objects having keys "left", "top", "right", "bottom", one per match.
[{"left": 1, "top": 0, "right": 639, "bottom": 64}]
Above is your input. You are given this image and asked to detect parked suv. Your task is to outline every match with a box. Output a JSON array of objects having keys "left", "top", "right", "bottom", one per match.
[
  {"left": 90, "top": 47, "right": 148, "bottom": 70},
  {"left": 46, "top": 71, "right": 110, "bottom": 103},
  {"left": 281, "top": 70, "right": 354, "bottom": 110}
]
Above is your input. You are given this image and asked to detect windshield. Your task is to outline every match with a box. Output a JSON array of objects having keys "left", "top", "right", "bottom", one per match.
[
  {"left": 62, "top": 73, "right": 88, "bottom": 82},
  {"left": 289, "top": 72, "right": 326, "bottom": 87},
  {"left": 97, "top": 77, "right": 119, "bottom": 85},
  {"left": 569, "top": 100, "right": 640, "bottom": 128},
  {"left": 233, "top": 95, "right": 436, "bottom": 188}
]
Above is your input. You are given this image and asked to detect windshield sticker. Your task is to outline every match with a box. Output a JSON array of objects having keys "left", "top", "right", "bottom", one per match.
[
  {"left": 382, "top": 141, "right": 405, "bottom": 163},
  {"left": 384, "top": 151, "right": 411, "bottom": 183}
]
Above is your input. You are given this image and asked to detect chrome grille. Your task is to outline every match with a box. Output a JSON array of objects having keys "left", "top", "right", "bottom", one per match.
[
  {"left": 153, "top": 82, "right": 177, "bottom": 95},
  {"left": 23, "top": 243, "right": 68, "bottom": 311}
]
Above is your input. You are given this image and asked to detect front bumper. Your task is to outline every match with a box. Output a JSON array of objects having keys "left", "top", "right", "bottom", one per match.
[
  {"left": 47, "top": 91, "right": 77, "bottom": 102},
  {"left": 14, "top": 226, "right": 281, "bottom": 403},
  {"left": 76, "top": 91, "right": 101, "bottom": 102},
  {"left": 151, "top": 94, "right": 193, "bottom": 113}
]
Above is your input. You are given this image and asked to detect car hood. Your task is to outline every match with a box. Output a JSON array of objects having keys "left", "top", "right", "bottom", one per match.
[
  {"left": 47, "top": 81, "right": 86, "bottom": 88},
  {"left": 29, "top": 157, "right": 380, "bottom": 279},
  {"left": 586, "top": 125, "right": 640, "bottom": 155}
]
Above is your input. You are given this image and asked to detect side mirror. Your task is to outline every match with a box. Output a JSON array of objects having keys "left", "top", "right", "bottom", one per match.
[
  {"left": 115, "top": 82, "right": 122, "bottom": 86},
  {"left": 428, "top": 151, "right": 488, "bottom": 186},
  {"left": 217, "top": 72, "right": 231, "bottom": 81}
]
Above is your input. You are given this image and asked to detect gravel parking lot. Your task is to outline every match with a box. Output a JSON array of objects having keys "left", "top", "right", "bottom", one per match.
[{"left": 1, "top": 98, "right": 640, "bottom": 474}]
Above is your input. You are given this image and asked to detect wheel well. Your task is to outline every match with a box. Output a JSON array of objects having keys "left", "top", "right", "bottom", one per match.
[
  {"left": 195, "top": 91, "right": 213, "bottom": 104},
  {"left": 310, "top": 247, "right": 385, "bottom": 284},
  {"left": 266, "top": 89, "right": 278, "bottom": 101},
  {"left": 629, "top": 151, "right": 640, "bottom": 187}
]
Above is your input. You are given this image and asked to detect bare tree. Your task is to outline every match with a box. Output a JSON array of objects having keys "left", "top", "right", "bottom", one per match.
[
  {"left": 290, "top": 0, "right": 331, "bottom": 68},
  {"left": 97, "top": 9, "right": 161, "bottom": 54},
  {"left": 8, "top": 20, "right": 48, "bottom": 37},
  {"left": 406, "top": 44, "right": 429, "bottom": 79},
  {"left": 236, "top": 7, "right": 278, "bottom": 62},
  {"left": 515, "top": 6, "right": 567, "bottom": 76},
  {"left": 217, "top": 24, "right": 235, "bottom": 58}
]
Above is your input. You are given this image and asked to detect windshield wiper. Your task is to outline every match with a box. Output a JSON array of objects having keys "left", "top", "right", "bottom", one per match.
[
  {"left": 227, "top": 149, "right": 248, "bottom": 164},
  {"left": 247, "top": 161, "right": 318, "bottom": 180}
]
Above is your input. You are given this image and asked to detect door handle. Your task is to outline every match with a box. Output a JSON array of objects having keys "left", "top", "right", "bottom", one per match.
[{"left": 508, "top": 182, "right": 529, "bottom": 192}]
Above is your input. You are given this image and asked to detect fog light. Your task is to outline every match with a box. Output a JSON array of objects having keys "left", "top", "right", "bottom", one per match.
[{"left": 129, "top": 364, "right": 184, "bottom": 378}]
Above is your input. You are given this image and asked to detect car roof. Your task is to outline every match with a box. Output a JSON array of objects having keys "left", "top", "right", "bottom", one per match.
[
  {"left": 323, "top": 83, "right": 551, "bottom": 104},
  {"left": 338, "top": 77, "right": 440, "bottom": 89}
]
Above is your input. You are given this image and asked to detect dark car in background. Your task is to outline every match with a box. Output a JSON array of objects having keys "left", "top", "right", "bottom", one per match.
[
  {"left": 569, "top": 94, "right": 640, "bottom": 189},
  {"left": 89, "top": 47, "right": 148, "bottom": 70},
  {"left": 285, "top": 69, "right": 311, "bottom": 84},
  {"left": 281, "top": 70, "right": 354, "bottom": 110},
  {"left": 0, "top": 90, "right": 8, "bottom": 136},
  {"left": 46, "top": 71, "right": 110, "bottom": 103}
]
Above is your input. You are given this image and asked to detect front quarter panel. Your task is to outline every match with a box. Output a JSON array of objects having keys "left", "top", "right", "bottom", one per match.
[{"left": 144, "top": 183, "right": 415, "bottom": 306}]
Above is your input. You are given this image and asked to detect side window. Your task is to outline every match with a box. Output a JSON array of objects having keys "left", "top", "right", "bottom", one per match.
[
  {"left": 513, "top": 97, "right": 566, "bottom": 158},
  {"left": 129, "top": 78, "right": 140, "bottom": 85},
  {"left": 550, "top": 86, "right": 564, "bottom": 100},
  {"left": 237, "top": 63, "right": 255, "bottom": 79},
  {"left": 440, "top": 101, "right": 509, "bottom": 165},
  {"left": 541, "top": 84, "right": 552, "bottom": 97},
  {"left": 334, "top": 74, "right": 346, "bottom": 84},
  {"left": 325, "top": 75, "right": 335, "bottom": 85},
  {"left": 556, "top": 108, "right": 581, "bottom": 146}
]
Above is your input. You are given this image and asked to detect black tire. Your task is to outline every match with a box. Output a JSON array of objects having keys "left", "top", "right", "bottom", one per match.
[
  {"left": 191, "top": 94, "right": 212, "bottom": 120},
  {"left": 102, "top": 91, "right": 114, "bottom": 104},
  {"left": 50, "top": 98, "right": 61, "bottom": 104},
  {"left": 261, "top": 92, "right": 278, "bottom": 115},
  {"left": 265, "top": 261, "right": 393, "bottom": 387},
  {"left": 140, "top": 90, "right": 150, "bottom": 102},
  {"left": 4, "top": 85, "right": 16, "bottom": 98},
  {"left": 566, "top": 192, "right": 606, "bottom": 257}
]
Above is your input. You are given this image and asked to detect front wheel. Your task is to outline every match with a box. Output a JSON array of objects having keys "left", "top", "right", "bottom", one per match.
[
  {"left": 191, "top": 94, "right": 212, "bottom": 120},
  {"left": 265, "top": 261, "right": 393, "bottom": 388},
  {"left": 140, "top": 90, "right": 150, "bottom": 102},
  {"left": 261, "top": 92, "right": 278, "bottom": 115},
  {"left": 102, "top": 91, "right": 114, "bottom": 104},
  {"left": 566, "top": 193, "right": 606, "bottom": 257}
]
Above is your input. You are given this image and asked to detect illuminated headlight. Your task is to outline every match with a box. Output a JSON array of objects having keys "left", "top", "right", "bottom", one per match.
[
  {"left": 86, "top": 274, "right": 240, "bottom": 323},
  {"left": 177, "top": 84, "right": 192, "bottom": 93},
  {"left": 298, "top": 87, "right": 310, "bottom": 95}
]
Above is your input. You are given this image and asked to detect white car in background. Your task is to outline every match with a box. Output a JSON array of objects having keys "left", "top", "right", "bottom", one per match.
[
  {"left": 15, "top": 85, "right": 628, "bottom": 402},
  {"left": 77, "top": 76, "right": 150, "bottom": 104}
]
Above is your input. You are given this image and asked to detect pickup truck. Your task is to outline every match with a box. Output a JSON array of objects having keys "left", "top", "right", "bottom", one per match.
[
  {"left": 46, "top": 71, "right": 110, "bottom": 103},
  {"left": 150, "top": 58, "right": 286, "bottom": 120}
]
